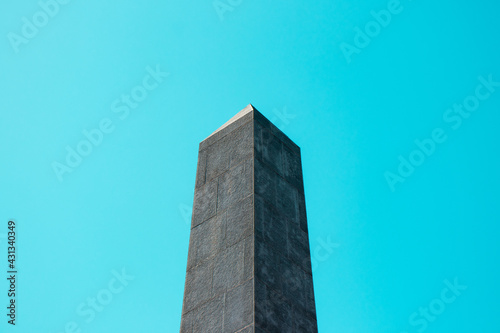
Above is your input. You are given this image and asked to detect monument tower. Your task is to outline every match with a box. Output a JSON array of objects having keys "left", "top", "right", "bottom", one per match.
[{"left": 180, "top": 105, "right": 318, "bottom": 332}]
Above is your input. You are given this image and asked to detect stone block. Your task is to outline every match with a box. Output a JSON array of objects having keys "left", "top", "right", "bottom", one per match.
[
  {"left": 292, "top": 308, "right": 318, "bottom": 333},
  {"left": 254, "top": 108, "right": 300, "bottom": 156},
  {"left": 253, "top": 109, "right": 272, "bottom": 130},
  {"left": 276, "top": 178, "right": 299, "bottom": 225},
  {"left": 255, "top": 279, "right": 293, "bottom": 332},
  {"left": 287, "top": 225, "right": 312, "bottom": 275},
  {"left": 187, "top": 215, "right": 225, "bottom": 270},
  {"left": 280, "top": 258, "right": 306, "bottom": 307},
  {"left": 236, "top": 324, "right": 255, "bottom": 333},
  {"left": 282, "top": 145, "right": 303, "bottom": 191},
  {"left": 213, "top": 236, "right": 253, "bottom": 295},
  {"left": 303, "top": 273, "right": 316, "bottom": 315},
  {"left": 199, "top": 131, "right": 220, "bottom": 152},
  {"left": 225, "top": 120, "right": 253, "bottom": 169},
  {"left": 180, "top": 308, "right": 194, "bottom": 333},
  {"left": 254, "top": 158, "right": 278, "bottom": 208},
  {"left": 192, "top": 294, "right": 225, "bottom": 333},
  {"left": 298, "top": 193, "right": 308, "bottom": 234},
  {"left": 280, "top": 259, "right": 316, "bottom": 326},
  {"left": 191, "top": 178, "right": 218, "bottom": 228},
  {"left": 270, "top": 123, "right": 300, "bottom": 157},
  {"left": 254, "top": 196, "right": 287, "bottom": 254},
  {"left": 217, "top": 159, "right": 253, "bottom": 212},
  {"left": 213, "top": 247, "right": 244, "bottom": 296},
  {"left": 182, "top": 259, "right": 214, "bottom": 314},
  {"left": 255, "top": 234, "right": 282, "bottom": 294},
  {"left": 254, "top": 122, "right": 283, "bottom": 175},
  {"left": 217, "top": 109, "right": 253, "bottom": 142},
  {"left": 225, "top": 195, "right": 254, "bottom": 248},
  {"left": 195, "top": 148, "right": 208, "bottom": 189},
  {"left": 206, "top": 139, "right": 230, "bottom": 182},
  {"left": 224, "top": 278, "right": 254, "bottom": 333}
]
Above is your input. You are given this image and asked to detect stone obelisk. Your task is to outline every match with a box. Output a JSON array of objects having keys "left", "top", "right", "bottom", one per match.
[{"left": 180, "top": 105, "right": 318, "bottom": 332}]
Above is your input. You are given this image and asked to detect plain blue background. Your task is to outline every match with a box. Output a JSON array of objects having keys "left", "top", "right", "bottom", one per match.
[{"left": 1, "top": 0, "right": 499, "bottom": 332}]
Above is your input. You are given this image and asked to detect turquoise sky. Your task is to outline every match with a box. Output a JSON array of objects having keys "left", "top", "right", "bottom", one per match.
[{"left": 1, "top": 0, "right": 499, "bottom": 332}]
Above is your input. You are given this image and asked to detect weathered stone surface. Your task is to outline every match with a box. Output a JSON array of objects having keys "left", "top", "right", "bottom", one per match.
[
  {"left": 254, "top": 122, "right": 283, "bottom": 175},
  {"left": 270, "top": 123, "right": 301, "bottom": 158},
  {"left": 217, "top": 158, "right": 253, "bottom": 212},
  {"left": 191, "top": 178, "right": 217, "bottom": 228},
  {"left": 180, "top": 307, "right": 194, "bottom": 333},
  {"left": 187, "top": 215, "right": 225, "bottom": 270},
  {"left": 303, "top": 272, "right": 317, "bottom": 315},
  {"left": 215, "top": 106, "right": 254, "bottom": 145},
  {"left": 253, "top": 109, "right": 273, "bottom": 130},
  {"left": 235, "top": 324, "right": 254, "bottom": 333},
  {"left": 182, "top": 259, "right": 214, "bottom": 314},
  {"left": 292, "top": 307, "right": 318, "bottom": 333},
  {"left": 276, "top": 177, "right": 299, "bottom": 225},
  {"left": 225, "top": 195, "right": 254, "bottom": 248},
  {"left": 254, "top": 196, "right": 287, "bottom": 254},
  {"left": 255, "top": 234, "right": 282, "bottom": 294},
  {"left": 281, "top": 258, "right": 307, "bottom": 305},
  {"left": 181, "top": 106, "right": 317, "bottom": 333},
  {"left": 199, "top": 104, "right": 255, "bottom": 151},
  {"left": 282, "top": 144, "right": 303, "bottom": 191},
  {"left": 225, "top": 120, "right": 253, "bottom": 169},
  {"left": 199, "top": 130, "right": 220, "bottom": 152},
  {"left": 224, "top": 278, "right": 254, "bottom": 333},
  {"left": 254, "top": 108, "right": 300, "bottom": 156},
  {"left": 195, "top": 148, "right": 207, "bottom": 189},
  {"left": 287, "top": 222, "right": 312, "bottom": 275},
  {"left": 206, "top": 139, "right": 230, "bottom": 182},
  {"left": 298, "top": 192, "right": 309, "bottom": 234},
  {"left": 192, "top": 294, "right": 225, "bottom": 333},
  {"left": 255, "top": 279, "right": 293, "bottom": 332},
  {"left": 213, "top": 236, "right": 253, "bottom": 294},
  {"left": 254, "top": 158, "right": 278, "bottom": 208}
]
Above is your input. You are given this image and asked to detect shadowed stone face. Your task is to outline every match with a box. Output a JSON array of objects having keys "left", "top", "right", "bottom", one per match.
[{"left": 181, "top": 105, "right": 317, "bottom": 333}]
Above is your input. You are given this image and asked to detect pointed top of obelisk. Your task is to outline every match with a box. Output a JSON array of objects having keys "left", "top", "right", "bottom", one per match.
[
  {"left": 199, "top": 103, "right": 300, "bottom": 155},
  {"left": 208, "top": 104, "right": 255, "bottom": 139}
]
